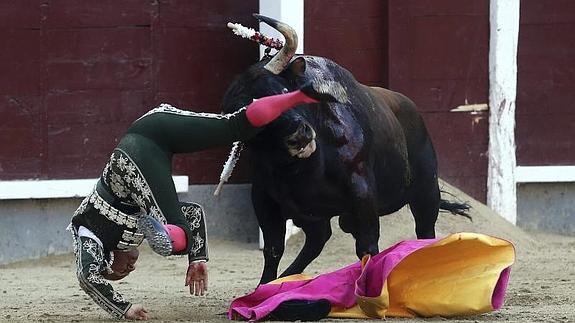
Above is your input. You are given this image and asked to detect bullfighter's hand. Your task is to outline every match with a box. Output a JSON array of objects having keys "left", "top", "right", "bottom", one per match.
[
  {"left": 125, "top": 304, "right": 148, "bottom": 320},
  {"left": 185, "top": 260, "right": 208, "bottom": 296}
]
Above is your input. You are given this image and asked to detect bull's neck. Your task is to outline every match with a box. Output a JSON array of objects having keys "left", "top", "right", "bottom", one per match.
[{"left": 276, "top": 148, "right": 322, "bottom": 176}]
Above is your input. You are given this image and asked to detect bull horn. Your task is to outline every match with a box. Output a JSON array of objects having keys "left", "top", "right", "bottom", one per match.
[{"left": 253, "top": 13, "right": 298, "bottom": 74}]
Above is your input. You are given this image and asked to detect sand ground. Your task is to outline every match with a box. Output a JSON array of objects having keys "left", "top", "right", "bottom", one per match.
[{"left": 1, "top": 184, "right": 574, "bottom": 322}]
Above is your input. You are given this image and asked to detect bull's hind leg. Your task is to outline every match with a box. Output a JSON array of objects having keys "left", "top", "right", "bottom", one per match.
[
  {"left": 280, "top": 219, "right": 332, "bottom": 278},
  {"left": 409, "top": 178, "right": 440, "bottom": 239},
  {"left": 407, "top": 129, "right": 441, "bottom": 239}
]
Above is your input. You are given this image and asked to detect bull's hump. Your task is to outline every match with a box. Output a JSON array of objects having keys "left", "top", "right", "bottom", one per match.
[
  {"left": 367, "top": 87, "right": 401, "bottom": 113},
  {"left": 302, "top": 56, "right": 340, "bottom": 82}
]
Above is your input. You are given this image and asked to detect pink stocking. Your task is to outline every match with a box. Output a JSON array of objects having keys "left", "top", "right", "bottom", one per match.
[
  {"left": 245, "top": 90, "right": 319, "bottom": 127},
  {"left": 164, "top": 224, "right": 187, "bottom": 253}
]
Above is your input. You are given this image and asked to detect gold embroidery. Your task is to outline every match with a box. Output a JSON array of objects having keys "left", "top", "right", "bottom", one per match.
[{"left": 87, "top": 190, "right": 138, "bottom": 229}]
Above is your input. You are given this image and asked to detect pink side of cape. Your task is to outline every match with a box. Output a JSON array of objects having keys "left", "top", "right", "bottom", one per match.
[
  {"left": 492, "top": 266, "right": 511, "bottom": 309},
  {"left": 228, "top": 239, "right": 436, "bottom": 321},
  {"left": 229, "top": 236, "right": 513, "bottom": 321}
]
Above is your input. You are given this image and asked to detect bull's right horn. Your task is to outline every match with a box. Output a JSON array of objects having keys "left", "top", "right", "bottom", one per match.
[{"left": 253, "top": 13, "right": 298, "bottom": 75}]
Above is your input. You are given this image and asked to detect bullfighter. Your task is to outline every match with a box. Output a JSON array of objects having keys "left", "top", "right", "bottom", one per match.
[{"left": 67, "top": 79, "right": 347, "bottom": 320}]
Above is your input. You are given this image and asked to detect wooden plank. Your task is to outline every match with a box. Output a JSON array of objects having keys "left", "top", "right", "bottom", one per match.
[
  {"left": 158, "top": 0, "right": 258, "bottom": 28},
  {"left": 520, "top": 0, "right": 575, "bottom": 24},
  {"left": 45, "top": 60, "right": 152, "bottom": 91},
  {"left": 0, "top": 0, "right": 41, "bottom": 29},
  {"left": 403, "top": 0, "right": 489, "bottom": 16},
  {"left": 45, "top": 90, "right": 154, "bottom": 124},
  {"left": 0, "top": 2, "right": 261, "bottom": 182},
  {"left": 516, "top": 115, "right": 575, "bottom": 165},
  {"left": 43, "top": 0, "right": 153, "bottom": 28},
  {"left": 305, "top": 0, "right": 388, "bottom": 87},
  {"left": 389, "top": 0, "right": 490, "bottom": 202},
  {"left": 0, "top": 94, "right": 44, "bottom": 179},
  {"left": 45, "top": 28, "right": 152, "bottom": 62},
  {"left": 516, "top": 1, "right": 575, "bottom": 166},
  {"left": 0, "top": 30, "right": 42, "bottom": 94}
]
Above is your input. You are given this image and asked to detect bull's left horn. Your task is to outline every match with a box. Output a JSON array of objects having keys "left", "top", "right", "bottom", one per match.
[{"left": 253, "top": 13, "right": 298, "bottom": 75}]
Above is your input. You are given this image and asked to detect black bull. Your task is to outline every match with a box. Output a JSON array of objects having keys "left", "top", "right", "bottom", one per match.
[{"left": 221, "top": 15, "right": 469, "bottom": 284}]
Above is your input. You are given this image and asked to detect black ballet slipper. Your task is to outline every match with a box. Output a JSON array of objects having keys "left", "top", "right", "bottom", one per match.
[
  {"left": 137, "top": 214, "right": 173, "bottom": 257},
  {"left": 267, "top": 299, "right": 331, "bottom": 321}
]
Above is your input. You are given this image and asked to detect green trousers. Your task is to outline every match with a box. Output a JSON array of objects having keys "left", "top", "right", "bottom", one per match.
[{"left": 72, "top": 104, "right": 259, "bottom": 257}]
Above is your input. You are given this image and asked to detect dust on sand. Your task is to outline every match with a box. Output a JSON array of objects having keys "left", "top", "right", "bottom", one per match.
[{"left": 1, "top": 180, "right": 574, "bottom": 322}]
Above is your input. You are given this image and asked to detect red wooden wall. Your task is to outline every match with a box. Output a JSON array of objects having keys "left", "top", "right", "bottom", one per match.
[
  {"left": 388, "top": 1, "right": 490, "bottom": 201},
  {"left": 2, "top": 1, "right": 573, "bottom": 202},
  {"left": 386, "top": 0, "right": 575, "bottom": 201},
  {"left": 305, "top": 0, "right": 388, "bottom": 87},
  {"left": 0, "top": 0, "right": 258, "bottom": 183},
  {"left": 305, "top": 0, "right": 490, "bottom": 201},
  {"left": 516, "top": 0, "right": 575, "bottom": 166}
]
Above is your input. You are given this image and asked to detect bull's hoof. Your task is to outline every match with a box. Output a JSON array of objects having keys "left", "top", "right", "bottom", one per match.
[
  {"left": 300, "top": 79, "right": 348, "bottom": 104},
  {"left": 268, "top": 299, "right": 331, "bottom": 321},
  {"left": 137, "top": 214, "right": 173, "bottom": 257}
]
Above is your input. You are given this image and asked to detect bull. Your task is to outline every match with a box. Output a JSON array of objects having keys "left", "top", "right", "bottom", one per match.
[{"left": 220, "top": 14, "right": 469, "bottom": 284}]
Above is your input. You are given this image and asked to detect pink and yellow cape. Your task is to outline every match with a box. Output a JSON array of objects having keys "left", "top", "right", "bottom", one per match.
[{"left": 229, "top": 232, "right": 515, "bottom": 320}]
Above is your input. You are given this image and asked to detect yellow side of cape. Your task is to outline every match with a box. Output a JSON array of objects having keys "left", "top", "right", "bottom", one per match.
[{"left": 333, "top": 232, "right": 515, "bottom": 318}]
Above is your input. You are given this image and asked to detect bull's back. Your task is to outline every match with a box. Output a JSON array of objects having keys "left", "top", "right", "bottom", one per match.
[
  {"left": 369, "top": 86, "right": 439, "bottom": 201},
  {"left": 367, "top": 86, "right": 431, "bottom": 151},
  {"left": 364, "top": 86, "right": 439, "bottom": 209},
  {"left": 301, "top": 62, "right": 418, "bottom": 211},
  {"left": 367, "top": 87, "right": 418, "bottom": 118}
]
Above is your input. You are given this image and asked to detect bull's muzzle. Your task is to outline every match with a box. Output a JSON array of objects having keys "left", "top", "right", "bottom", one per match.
[{"left": 286, "top": 124, "right": 317, "bottom": 159}]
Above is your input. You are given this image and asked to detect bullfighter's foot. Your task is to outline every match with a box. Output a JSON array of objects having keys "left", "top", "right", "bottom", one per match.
[
  {"left": 269, "top": 299, "right": 331, "bottom": 321},
  {"left": 300, "top": 79, "right": 348, "bottom": 104},
  {"left": 138, "top": 214, "right": 173, "bottom": 257},
  {"left": 268, "top": 299, "right": 331, "bottom": 321}
]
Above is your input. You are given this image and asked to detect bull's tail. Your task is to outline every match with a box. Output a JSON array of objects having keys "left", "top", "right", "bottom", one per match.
[{"left": 439, "top": 198, "right": 472, "bottom": 221}]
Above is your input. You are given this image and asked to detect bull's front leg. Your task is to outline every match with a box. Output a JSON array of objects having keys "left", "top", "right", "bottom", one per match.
[
  {"left": 349, "top": 170, "right": 380, "bottom": 259},
  {"left": 252, "top": 185, "right": 286, "bottom": 285},
  {"left": 280, "top": 219, "right": 332, "bottom": 278}
]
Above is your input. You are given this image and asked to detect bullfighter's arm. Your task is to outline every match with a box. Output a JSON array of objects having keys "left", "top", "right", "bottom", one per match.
[
  {"left": 181, "top": 202, "right": 209, "bottom": 262},
  {"left": 75, "top": 236, "right": 132, "bottom": 319},
  {"left": 181, "top": 202, "right": 209, "bottom": 296}
]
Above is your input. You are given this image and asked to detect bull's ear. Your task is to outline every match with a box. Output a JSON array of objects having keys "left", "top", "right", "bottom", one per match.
[{"left": 289, "top": 57, "right": 306, "bottom": 77}]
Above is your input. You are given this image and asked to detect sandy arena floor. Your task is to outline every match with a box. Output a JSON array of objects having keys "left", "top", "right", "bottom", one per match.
[{"left": 1, "top": 183, "right": 574, "bottom": 322}]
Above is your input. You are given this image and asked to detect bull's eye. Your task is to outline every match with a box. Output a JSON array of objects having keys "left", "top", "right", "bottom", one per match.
[{"left": 282, "top": 88, "right": 289, "bottom": 94}]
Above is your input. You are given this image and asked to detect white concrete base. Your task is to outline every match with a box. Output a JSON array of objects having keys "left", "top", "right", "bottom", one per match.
[
  {"left": 516, "top": 166, "right": 575, "bottom": 183},
  {"left": 0, "top": 176, "right": 188, "bottom": 200},
  {"left": 0, "top": 183, "right": 257, "bottom": 265}
]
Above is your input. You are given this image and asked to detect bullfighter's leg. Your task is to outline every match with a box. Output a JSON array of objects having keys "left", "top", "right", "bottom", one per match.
[
  {"left": 244, "top": 81, "right": 344, "bottom": 127},
  {"left": 252, "top": 185, "right": 286, "bottom": 284},
  {"left": 125, "top": 79, "right": 345, "bottom": 152},
  {"left": 111, "top": 137, "right": 194, "bottom": 253},
  {"left": 280, "top": 219, "right": 332, "bottom": 278},
  {"left": 118, "top": 99, "right": 322, "bottom": 254}
]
